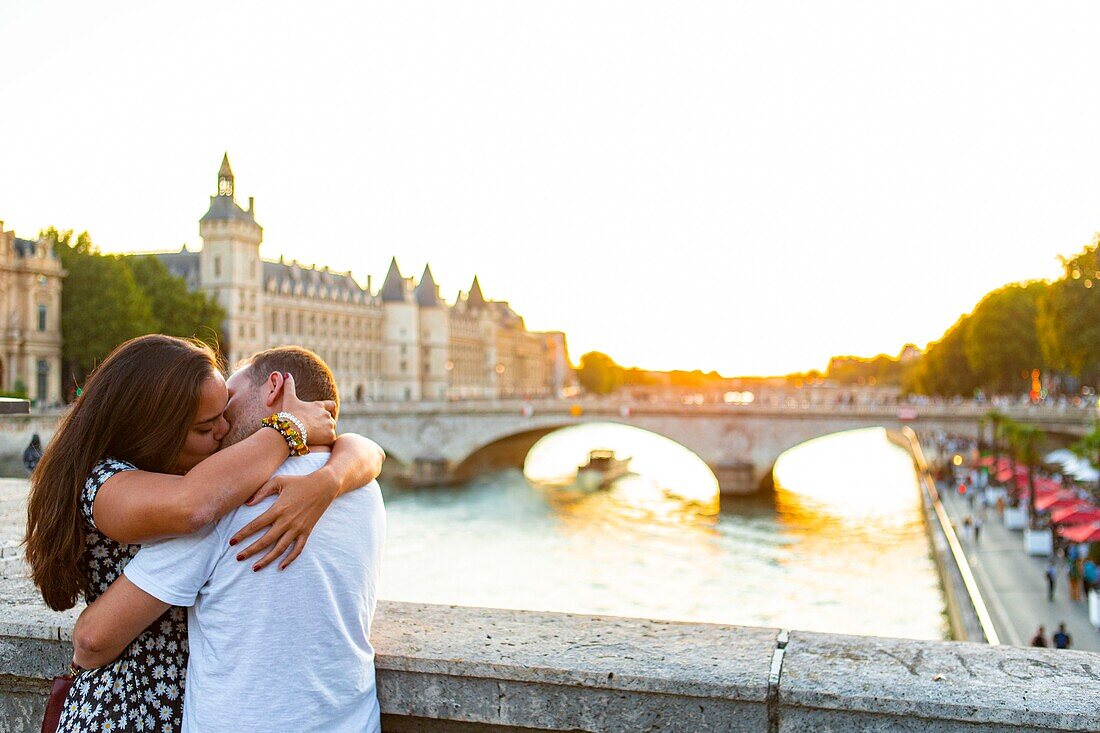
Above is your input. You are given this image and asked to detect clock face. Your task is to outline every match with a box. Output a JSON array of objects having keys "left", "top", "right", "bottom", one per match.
[{"left": 219, "top": 178, "right": 233, "bottom": 196}]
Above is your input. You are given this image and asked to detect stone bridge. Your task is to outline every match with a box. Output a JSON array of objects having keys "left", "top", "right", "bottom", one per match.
[
  {"left": 338, "top": 401, "right": 1095, "bottom": 494},
  {"left": 0, "top": 401, "right": 1091, "bottom": 491}
]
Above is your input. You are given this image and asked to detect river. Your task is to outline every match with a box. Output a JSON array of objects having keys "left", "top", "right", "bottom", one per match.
[{"left": 377, "top": 425, "right": 948, "bottom": 640}]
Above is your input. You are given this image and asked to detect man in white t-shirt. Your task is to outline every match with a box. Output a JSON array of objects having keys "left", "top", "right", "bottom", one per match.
[{"left": 71, "top": 346, "right": 386, "bottom": 733}]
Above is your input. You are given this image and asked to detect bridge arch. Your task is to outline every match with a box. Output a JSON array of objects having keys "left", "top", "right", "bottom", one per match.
[
  {"left": 451, "top": 425, "right": 571, "bottom": 483},
  {"left": 451, "top": 420, "right": 721, "bottom": 492}
]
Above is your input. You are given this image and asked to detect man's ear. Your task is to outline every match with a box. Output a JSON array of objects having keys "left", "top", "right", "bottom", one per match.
[{"left": 263, "top": 372, "right": 285, "bottom": 409}]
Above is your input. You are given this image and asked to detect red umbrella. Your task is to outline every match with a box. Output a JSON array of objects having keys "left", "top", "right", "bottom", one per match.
[
  {"left": 1021, "top": 484, "right": 1061, "bottom": 499},
  {"left": 1059, "top": 523, "right": 1100, "bottom": 543},
  {"left": 978, "top": 456, "right": 996, "bottom": 467},
  {"left": 1051, "top": 504, "right": 1100, "bottom": 525},
  {"left": 996, "top": 469, "right": 1013, "bottom": 483},
  {"left": 1036, "top": 491, "right": 1080, "bottom": 512},
  {"left": 1034, "top": 477, "right": 1062, "bottom": 493}
]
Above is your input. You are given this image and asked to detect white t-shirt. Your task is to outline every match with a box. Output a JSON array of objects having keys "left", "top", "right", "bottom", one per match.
[{"left": 124, "top": 453, "right": 386, "bottom": 733}]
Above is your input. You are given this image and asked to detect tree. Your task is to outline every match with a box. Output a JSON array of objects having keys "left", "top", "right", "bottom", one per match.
[
  {"left": 909, "top": 316, "right": 978, "bottom": 396},
  {"left": 964, "top": 282, "right": 1046, "bottom": 394},
  {"left": 576, "top": 352, "right": 623, "bottom": 395},
  {"left": 1038, "top": 236, "right": 1100, "bottom": 383},
  {"left": 981, "top": 408, "right": 1007, "bottom": 465},
  {"left": 125, "top": 255, "right": 225, "bottom": 350},
  {"left": 1072, "top": 423, "right": 1100, "bottom": 501},
  {"left": 1005, "top": 421, "right": 1043, "bottom": 527},
  {"left": 47, "top": 228, "right": 158, "bottom": 386},
  {"left": 826, "top": 353, "right": 910, "bottom": 386}
]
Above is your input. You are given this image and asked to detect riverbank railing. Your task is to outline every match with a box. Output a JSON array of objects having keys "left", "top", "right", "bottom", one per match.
[{"left": 895, "top": 426, "right": 1000, "bottom": 645}]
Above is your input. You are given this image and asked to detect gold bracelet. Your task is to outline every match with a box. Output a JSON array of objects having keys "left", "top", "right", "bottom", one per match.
[{"left": 261, "top": 413, "right": 309, "bottom": 456}]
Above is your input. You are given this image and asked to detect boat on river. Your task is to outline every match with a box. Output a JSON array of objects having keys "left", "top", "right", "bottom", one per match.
[{"left": 575, "top": 449, "right": 632, "bottom": 490}]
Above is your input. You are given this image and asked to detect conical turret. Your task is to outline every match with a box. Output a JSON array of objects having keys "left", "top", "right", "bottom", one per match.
[
  {"left": 380, "top": 257, "right": 407, "bottom": 302},
  {"left": 415, "top": 264, "right": 443, "bottom": 307},
  {"left": 468, "top": 275, "right": 487, "bottom": 307}
]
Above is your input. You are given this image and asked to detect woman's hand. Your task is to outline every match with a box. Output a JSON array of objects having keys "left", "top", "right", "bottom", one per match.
[
  {"left": 230, "top": 470, "right": 340, "bottom": 570},
  {"left": 278, "top": 373, "right": 337, "bottom": 447}
]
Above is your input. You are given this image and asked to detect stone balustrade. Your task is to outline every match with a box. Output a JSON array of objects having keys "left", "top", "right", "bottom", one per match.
[{"left": 2, "top": 590, "right": 1098, "bottom": 732}]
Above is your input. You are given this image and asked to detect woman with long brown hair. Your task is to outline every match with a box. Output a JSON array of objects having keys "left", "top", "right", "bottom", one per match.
[{"left": 25, "top": 334, "right": 384, "bottom": 732}]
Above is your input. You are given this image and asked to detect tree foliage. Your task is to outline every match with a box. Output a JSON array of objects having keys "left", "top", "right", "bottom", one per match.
[
  {"left": 1038, "top": 237, "right": 1100, "bottom": 382},
  {"left": 126, "top": 255, "right": 225, "bottom": 350},
  {"left": 825, "top": 351, "right": 912, "bottom": 386},
  {"left": 964, "top": 282, "right": 1046, "bottom": 394},
  {"left": 47, "top": 228, "right": 226, "bottom": 390},
  {"left": 908, "top": 316, "right": 979, "bottom": 397},
  {"left": 1002, "top": 420, "right": 1044, "bottom": 524},
  {"left": 1072, "top": 422, "right": 1100, "bottom": 499},
  {"left": 48, "top": 228, "right": 158, "bottom": 384},
  {"left": 908, "top": 279, "right": 1054, "bottom": 397},
  {"left": 576, "top": 352, "right": 623, "bottom": 395}
]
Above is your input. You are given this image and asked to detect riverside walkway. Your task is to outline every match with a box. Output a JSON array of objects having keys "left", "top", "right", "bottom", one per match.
[{"left": 938, "top": 480, "right": 1100, "bottom": 651}]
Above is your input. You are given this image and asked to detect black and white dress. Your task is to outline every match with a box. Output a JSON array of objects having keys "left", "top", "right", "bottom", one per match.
[{"left": 57, "top": 458, "right": 189, "bottom": 733}]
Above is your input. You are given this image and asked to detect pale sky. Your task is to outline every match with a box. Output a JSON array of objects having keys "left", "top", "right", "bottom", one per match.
[{"left": 2, "top": 2, "right": 1098, "bottom": 375}]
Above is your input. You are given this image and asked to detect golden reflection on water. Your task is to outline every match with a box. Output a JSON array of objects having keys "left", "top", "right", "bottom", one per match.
[
  {"left": 773, "top": 427, "right": 924, "bottom": 540},
  {"left": 379, "top": 424, "right": 946, "bottom": 640},
  {"left": 768, "top": 428, "right": 945, "bottom": 638},
  {"left": 525, "top": 422, "right": 720, "bottom": 514},
  {"left": 534, "top": 474, "right": 722, "bottom": 545},
  {"left": 523, "top": 424, "right": 723, "bottom": 566}
]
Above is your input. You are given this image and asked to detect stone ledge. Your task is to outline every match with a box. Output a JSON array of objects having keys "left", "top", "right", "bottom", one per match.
[
  {"left": 373, "top": 602, "right": 777, "bottom": 701},
  {"left": 779, "top": 630, "right": 1100, "bottom": 732},
  {"left": 2, "top": 582, "right": 1099, "bottom": 732},
  {"left": 0, "top": 575, "right": 79, "bottom": 642},
  {"left": 373, "top": 603, "right": 775, "bottom": 732}
]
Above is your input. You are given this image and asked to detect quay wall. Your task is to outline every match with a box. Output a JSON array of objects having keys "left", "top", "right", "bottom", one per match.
[
  {"left": 2, "top": 593, "right": 1098, "bottom": 732},
  {"left": 887, "top": 428, "right": 995, "bottom": 643}
]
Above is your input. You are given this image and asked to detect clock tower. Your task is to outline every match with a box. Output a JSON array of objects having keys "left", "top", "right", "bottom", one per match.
[{"left": 198, "top": 153, "right": 264, "bottom": 365}]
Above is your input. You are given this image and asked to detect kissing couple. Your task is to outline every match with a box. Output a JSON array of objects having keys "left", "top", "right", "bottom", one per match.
[{"left": 26, "top": 335, "right": 388, "bottom": 732}]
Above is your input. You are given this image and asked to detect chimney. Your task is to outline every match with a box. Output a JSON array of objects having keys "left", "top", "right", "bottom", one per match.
[{"left": 248, "top": 197, "right": 255, "bottom": 214}]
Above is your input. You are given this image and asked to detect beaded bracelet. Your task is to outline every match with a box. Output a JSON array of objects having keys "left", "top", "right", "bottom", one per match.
[
  {"left": 261, "top": 413, "right": 309, "bottom": 456},
  {"left": 276, "top": 411, "right": 308, "bottom": 446}
]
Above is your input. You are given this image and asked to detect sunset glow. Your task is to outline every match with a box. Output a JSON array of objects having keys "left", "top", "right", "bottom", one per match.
[{"left": 3, "top": 2, "right": 1097, "bottom": 375}]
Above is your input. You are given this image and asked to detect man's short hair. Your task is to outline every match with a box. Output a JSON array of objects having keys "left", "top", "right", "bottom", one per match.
[{"left": 244, "top": 346, "right": 339, "bottom": 416}]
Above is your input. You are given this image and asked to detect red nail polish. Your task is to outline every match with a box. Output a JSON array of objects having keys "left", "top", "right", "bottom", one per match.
[
  {"left": 236, "top": 554, "right": 244, "bottom": 561},
  {"left": 253, "top": 564, "right": 261, "bottom": 572},
  {"left": 229, "top": 538, "right": 237, "bottom": 546}
]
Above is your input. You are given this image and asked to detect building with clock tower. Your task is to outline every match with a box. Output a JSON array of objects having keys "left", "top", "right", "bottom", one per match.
[
  {"left": 197, "top": 154, "right": 266, "bottom": 366},
  {"left": 152, "top": 155, "right": 569, "bottom": 401}
]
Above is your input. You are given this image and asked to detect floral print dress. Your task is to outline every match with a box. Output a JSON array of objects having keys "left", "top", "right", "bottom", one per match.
[{"left": 57, "top": 458, "right": 189, "bottom": 733}]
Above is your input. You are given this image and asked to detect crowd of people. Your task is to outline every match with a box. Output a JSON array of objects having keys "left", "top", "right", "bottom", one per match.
[{"left": 925, "top": 431, "right": 1098, "bottom": 651}]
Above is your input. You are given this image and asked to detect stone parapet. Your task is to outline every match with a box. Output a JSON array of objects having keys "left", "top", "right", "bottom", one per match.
[
  {"left": 373, "top": 603, "right": 775, "bottom": 732},
  {"left": 2, "top": 582, "right": 1098, "bottom": 733}
]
